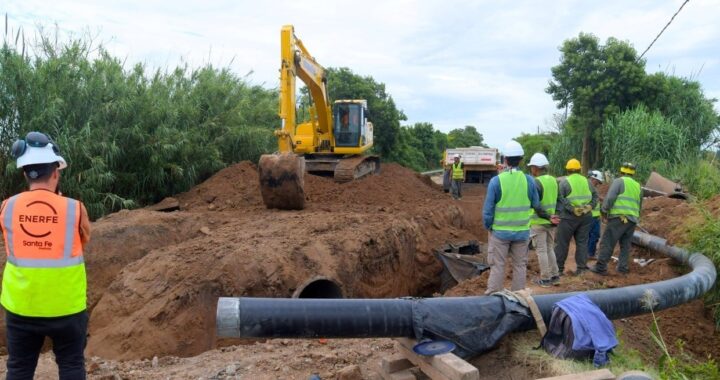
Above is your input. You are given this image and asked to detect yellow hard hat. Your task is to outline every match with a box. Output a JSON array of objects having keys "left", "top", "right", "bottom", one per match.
[
  {"left": 620, "top": 162, "right": 636, "bottom": 175},
  {"left": 565, "top": 158, "right": 581, "bottom": 171}
]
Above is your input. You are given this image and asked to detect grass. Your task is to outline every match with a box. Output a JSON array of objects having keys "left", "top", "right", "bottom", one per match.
[
  {"left": 640, "top": 290, "right": 720, "bottom": 380},
  {"left": 511, "top": 330, "right": 658, "bottom": 378},
  {"left": 686, "top": 208, "right": 720, "bottom": 330}
]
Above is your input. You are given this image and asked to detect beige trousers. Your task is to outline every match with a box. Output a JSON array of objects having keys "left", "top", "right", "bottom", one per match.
[
  {"left": 485, "top": 232, "right": 529, "bottom": 294},
  {"left": 530, "top": 224, "right": 559, "bottom": 280}
]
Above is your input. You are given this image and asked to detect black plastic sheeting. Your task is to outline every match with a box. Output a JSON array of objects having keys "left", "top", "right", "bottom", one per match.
[{"left": 412, "top": 294, "right": 530, "bottom": 358}]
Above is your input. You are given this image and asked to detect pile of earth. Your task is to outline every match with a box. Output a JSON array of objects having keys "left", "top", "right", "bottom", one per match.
[{"left": 0, "top": 161, "right": 477, "bottom": 360}]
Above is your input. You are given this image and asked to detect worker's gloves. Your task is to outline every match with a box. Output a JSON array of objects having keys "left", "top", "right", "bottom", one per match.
[
  {"left": 572, "top": 205, "right": 593, "bottom": 216},
  {"left": 620, "top": 215, "right": 629, "bottom": 224}
]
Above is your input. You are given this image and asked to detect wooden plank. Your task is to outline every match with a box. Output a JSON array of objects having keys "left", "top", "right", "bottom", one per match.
[
  {"left": 389, "top": 369, "right": 418, "bottom": 380},
  {"left": 395, "top": 338, "right": 479, "bottom": 380},
  {"left": 382, "top": 355, "right": 415, "bottom": 374},
  {"left": 535, "top": 368, "right": 615, "bottom": 380}
]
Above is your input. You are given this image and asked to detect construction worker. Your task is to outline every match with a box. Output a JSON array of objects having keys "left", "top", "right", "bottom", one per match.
[
  {"left": 590, "top": 163, "right": 642, "bottom": 275},
  {"left": 528, "top": 153, "right": 561, "bottom": 287},
  {"left": 450, "top": 154, "right": 464, "bottom": 200},
  {"left": 1, "top": 132, "right": 91, "bottom": 379},
  {"left": 554, "top": 158, "right": 598, "bottom": 276},
  {"left": 587, "top": 170, "right": 604, "bottom": 258},
  {"left": 483, "top": 141, "right": 556, "bottom": 294}
]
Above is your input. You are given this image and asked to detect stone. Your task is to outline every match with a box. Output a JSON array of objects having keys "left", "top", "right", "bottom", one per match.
[
  {"left": 337, "top": 364, "right": 362, "bottom": 380},
  {"left": 200, "top": 226, "right": 212, "bottom": 235}
]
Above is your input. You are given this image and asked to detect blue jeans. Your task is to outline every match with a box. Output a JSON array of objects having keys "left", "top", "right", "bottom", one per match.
[{"left": 588, "top": 217, "right": 601, "bottom": 257}]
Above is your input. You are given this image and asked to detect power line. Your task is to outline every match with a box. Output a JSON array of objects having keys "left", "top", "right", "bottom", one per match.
[{"left": 638, "top": 0, "right": 690, "bottom": 61}]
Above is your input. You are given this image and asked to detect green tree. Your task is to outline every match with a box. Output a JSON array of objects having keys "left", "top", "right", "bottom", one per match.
[
  {"left": 447, "top": 126, "right": 486, "bottom": 148},
  {"left": 515, "top": 132, "right": 558, "bottom": 170},
  {"left": 546, "top": 33, "right": 646, "bottom": 172},
  {"left": 642, "top": 72, "right": 720, "bottom": 150}
]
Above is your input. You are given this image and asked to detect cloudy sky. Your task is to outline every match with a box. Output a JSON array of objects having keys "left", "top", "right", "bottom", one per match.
[{"left": 4, "top": 0, "right": 719, "bottom": 147}]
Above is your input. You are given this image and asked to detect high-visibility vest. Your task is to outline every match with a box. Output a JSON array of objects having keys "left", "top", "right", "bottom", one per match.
[
  {"left": 566, "top": 173, "right": 592, "bottom": 207},
  {"left": 452, "top": 163, "right": 464, "bottom": 180},
  {"left": 609, "top": 177, "right": 641, "bottom": 218},
  {"left": 531, "top": 174, "right": 557, "bottom": 226},
  {"left": 492, "top": 170, "right": 531, "bottom": 231},
  {"left": 0, "top": 190, "right": 86, "bottom": 317},
  {"left": 592, "top": 201, "right": 601, "bottom": 217}
]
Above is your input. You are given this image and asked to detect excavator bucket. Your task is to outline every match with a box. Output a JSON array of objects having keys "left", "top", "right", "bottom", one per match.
[{"left": 258, "top": 153, "right": 306, "bottom": 210}]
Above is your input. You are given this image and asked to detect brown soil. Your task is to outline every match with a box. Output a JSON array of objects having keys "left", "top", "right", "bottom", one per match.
[
  {"left": 0, "top": 164, "right": 718, "bottom": 379},
  {"left": 65, "top": 162, "right": 473, "bottom": 360}
]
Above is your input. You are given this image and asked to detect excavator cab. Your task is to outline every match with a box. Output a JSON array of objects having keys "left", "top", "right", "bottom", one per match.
[{"left": 333, "top": 102, "right": 366, "bottom": 147}]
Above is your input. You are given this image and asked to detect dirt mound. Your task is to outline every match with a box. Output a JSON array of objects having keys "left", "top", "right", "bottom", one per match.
[
  {"left": 175, "top": 161, "right": 263, "bottom": 212},
  {"left": 82, "top": 161, "right": 472, "bottom": 359}
]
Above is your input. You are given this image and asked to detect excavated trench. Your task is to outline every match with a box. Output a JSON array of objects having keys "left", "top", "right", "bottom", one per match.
[{"left": 0, "top": 162, "right": 474, "bottom": 360}]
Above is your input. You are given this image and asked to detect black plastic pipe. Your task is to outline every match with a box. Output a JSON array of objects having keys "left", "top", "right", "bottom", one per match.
[{"left": 216, "top": 231, "right": 716, "bottom": 338}]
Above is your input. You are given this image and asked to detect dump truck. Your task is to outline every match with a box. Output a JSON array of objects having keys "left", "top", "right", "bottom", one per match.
[{"left": 442, "top": 147, "right": 499, "bottom": 190}]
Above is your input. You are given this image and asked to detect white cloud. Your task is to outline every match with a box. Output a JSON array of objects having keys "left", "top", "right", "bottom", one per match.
[{"left": 4, "top": 0, "right": 719, "bottom": 148}]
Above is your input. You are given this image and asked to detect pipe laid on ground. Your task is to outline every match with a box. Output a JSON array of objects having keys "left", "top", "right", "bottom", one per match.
[{"left": 216, "top": 230, "right": 716, "bottom": 338}]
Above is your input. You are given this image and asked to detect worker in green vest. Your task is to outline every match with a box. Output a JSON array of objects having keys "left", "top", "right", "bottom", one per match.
[
  {"left": 554, "top": 158, "right": 598, "bottom": 276},
  {"left": 483, "top": 141, "right": 556, "bottom": 294},
  {"left": 590, "top": 163, "right": 642, "bottom": 275},
  {"left": 587, "top": 170, "right": 604, "bottom": 258},
  {"left": 528, "top": 153, "right": 561, "bottom": 287},
  {"left": 450, "top": 154, "right": 464, "bottom": 200}
]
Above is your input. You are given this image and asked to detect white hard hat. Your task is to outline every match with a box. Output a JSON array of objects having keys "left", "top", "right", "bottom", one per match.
[
  {"left": 588, "top": 170, "right": 603, "bottom": 183},
  {"left": 17, "top": 143, "right": 67, "bottom": 169},
  {"left": 13, "top": 132, "right": 67, "bottom": 170},
  {"left": 528, "top": 153, "right": 549, "bottom": 167},
  {"left": 502, "top": 140, "right": 524, "bottom": 157},
  {"left": 453, "top": 154, "right": 460, "bottom": 159}
]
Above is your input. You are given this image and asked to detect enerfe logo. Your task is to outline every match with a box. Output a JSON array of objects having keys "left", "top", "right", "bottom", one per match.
[{"left": 19, "top": 200, "right": 59, "bottom": 238}]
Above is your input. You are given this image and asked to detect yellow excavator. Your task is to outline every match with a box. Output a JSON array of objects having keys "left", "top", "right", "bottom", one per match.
[{"left": 258, "top": 25, "right": 380, "bottom": 210}]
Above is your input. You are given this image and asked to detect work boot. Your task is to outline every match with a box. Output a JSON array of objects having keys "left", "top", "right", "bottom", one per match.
[
  {"left": 550, "top": 275, "right": 560, "bottom": 285},
  {"left": 589, "top": 265, "right": 608, "bottom": 276},
  {"left": 535, "top": 279, "right": 552, "bottom": 288}
]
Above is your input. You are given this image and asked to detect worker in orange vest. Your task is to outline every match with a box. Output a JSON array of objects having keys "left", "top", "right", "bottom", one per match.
[{"left": 1, "top": 131, "right": 91, "bottom": 379}]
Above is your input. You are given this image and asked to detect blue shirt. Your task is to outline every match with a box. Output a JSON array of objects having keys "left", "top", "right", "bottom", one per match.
[{"left": 483, "top": 168, "right": 543, "bottom": 241}]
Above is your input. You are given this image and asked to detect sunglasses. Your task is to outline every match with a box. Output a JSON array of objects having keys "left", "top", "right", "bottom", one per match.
[{"left": 11, "top": 132, "right": 61, "bottom": 159}]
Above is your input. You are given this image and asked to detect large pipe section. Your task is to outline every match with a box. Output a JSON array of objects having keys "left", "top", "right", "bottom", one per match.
[{"left": 217, "top": 231, "right": 716, "bottom": 339}]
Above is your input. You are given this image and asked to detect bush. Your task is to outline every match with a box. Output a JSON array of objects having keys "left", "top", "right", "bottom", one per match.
[
  {"left": 686, "top": 208, "right": 720, "bottom": 329},
  {"left": 601, "top": 106, "right": 692, "bottom": 181},
  {"left": 1, "top": 33, "right": 278, "bottom": 219}
]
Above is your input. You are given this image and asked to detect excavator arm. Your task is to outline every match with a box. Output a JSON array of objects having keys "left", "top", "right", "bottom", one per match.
[{"left": 277, "top": 25, "right": 333, "bottom": 152}]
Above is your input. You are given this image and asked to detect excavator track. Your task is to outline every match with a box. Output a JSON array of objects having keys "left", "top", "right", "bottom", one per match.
[{"left": 333, "top": 155, "right": 380, "bottom": 183}]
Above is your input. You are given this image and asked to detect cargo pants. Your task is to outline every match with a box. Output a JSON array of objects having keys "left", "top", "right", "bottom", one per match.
[{"left": 485, "top": 232, "right": 529, "bottom": 294}]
